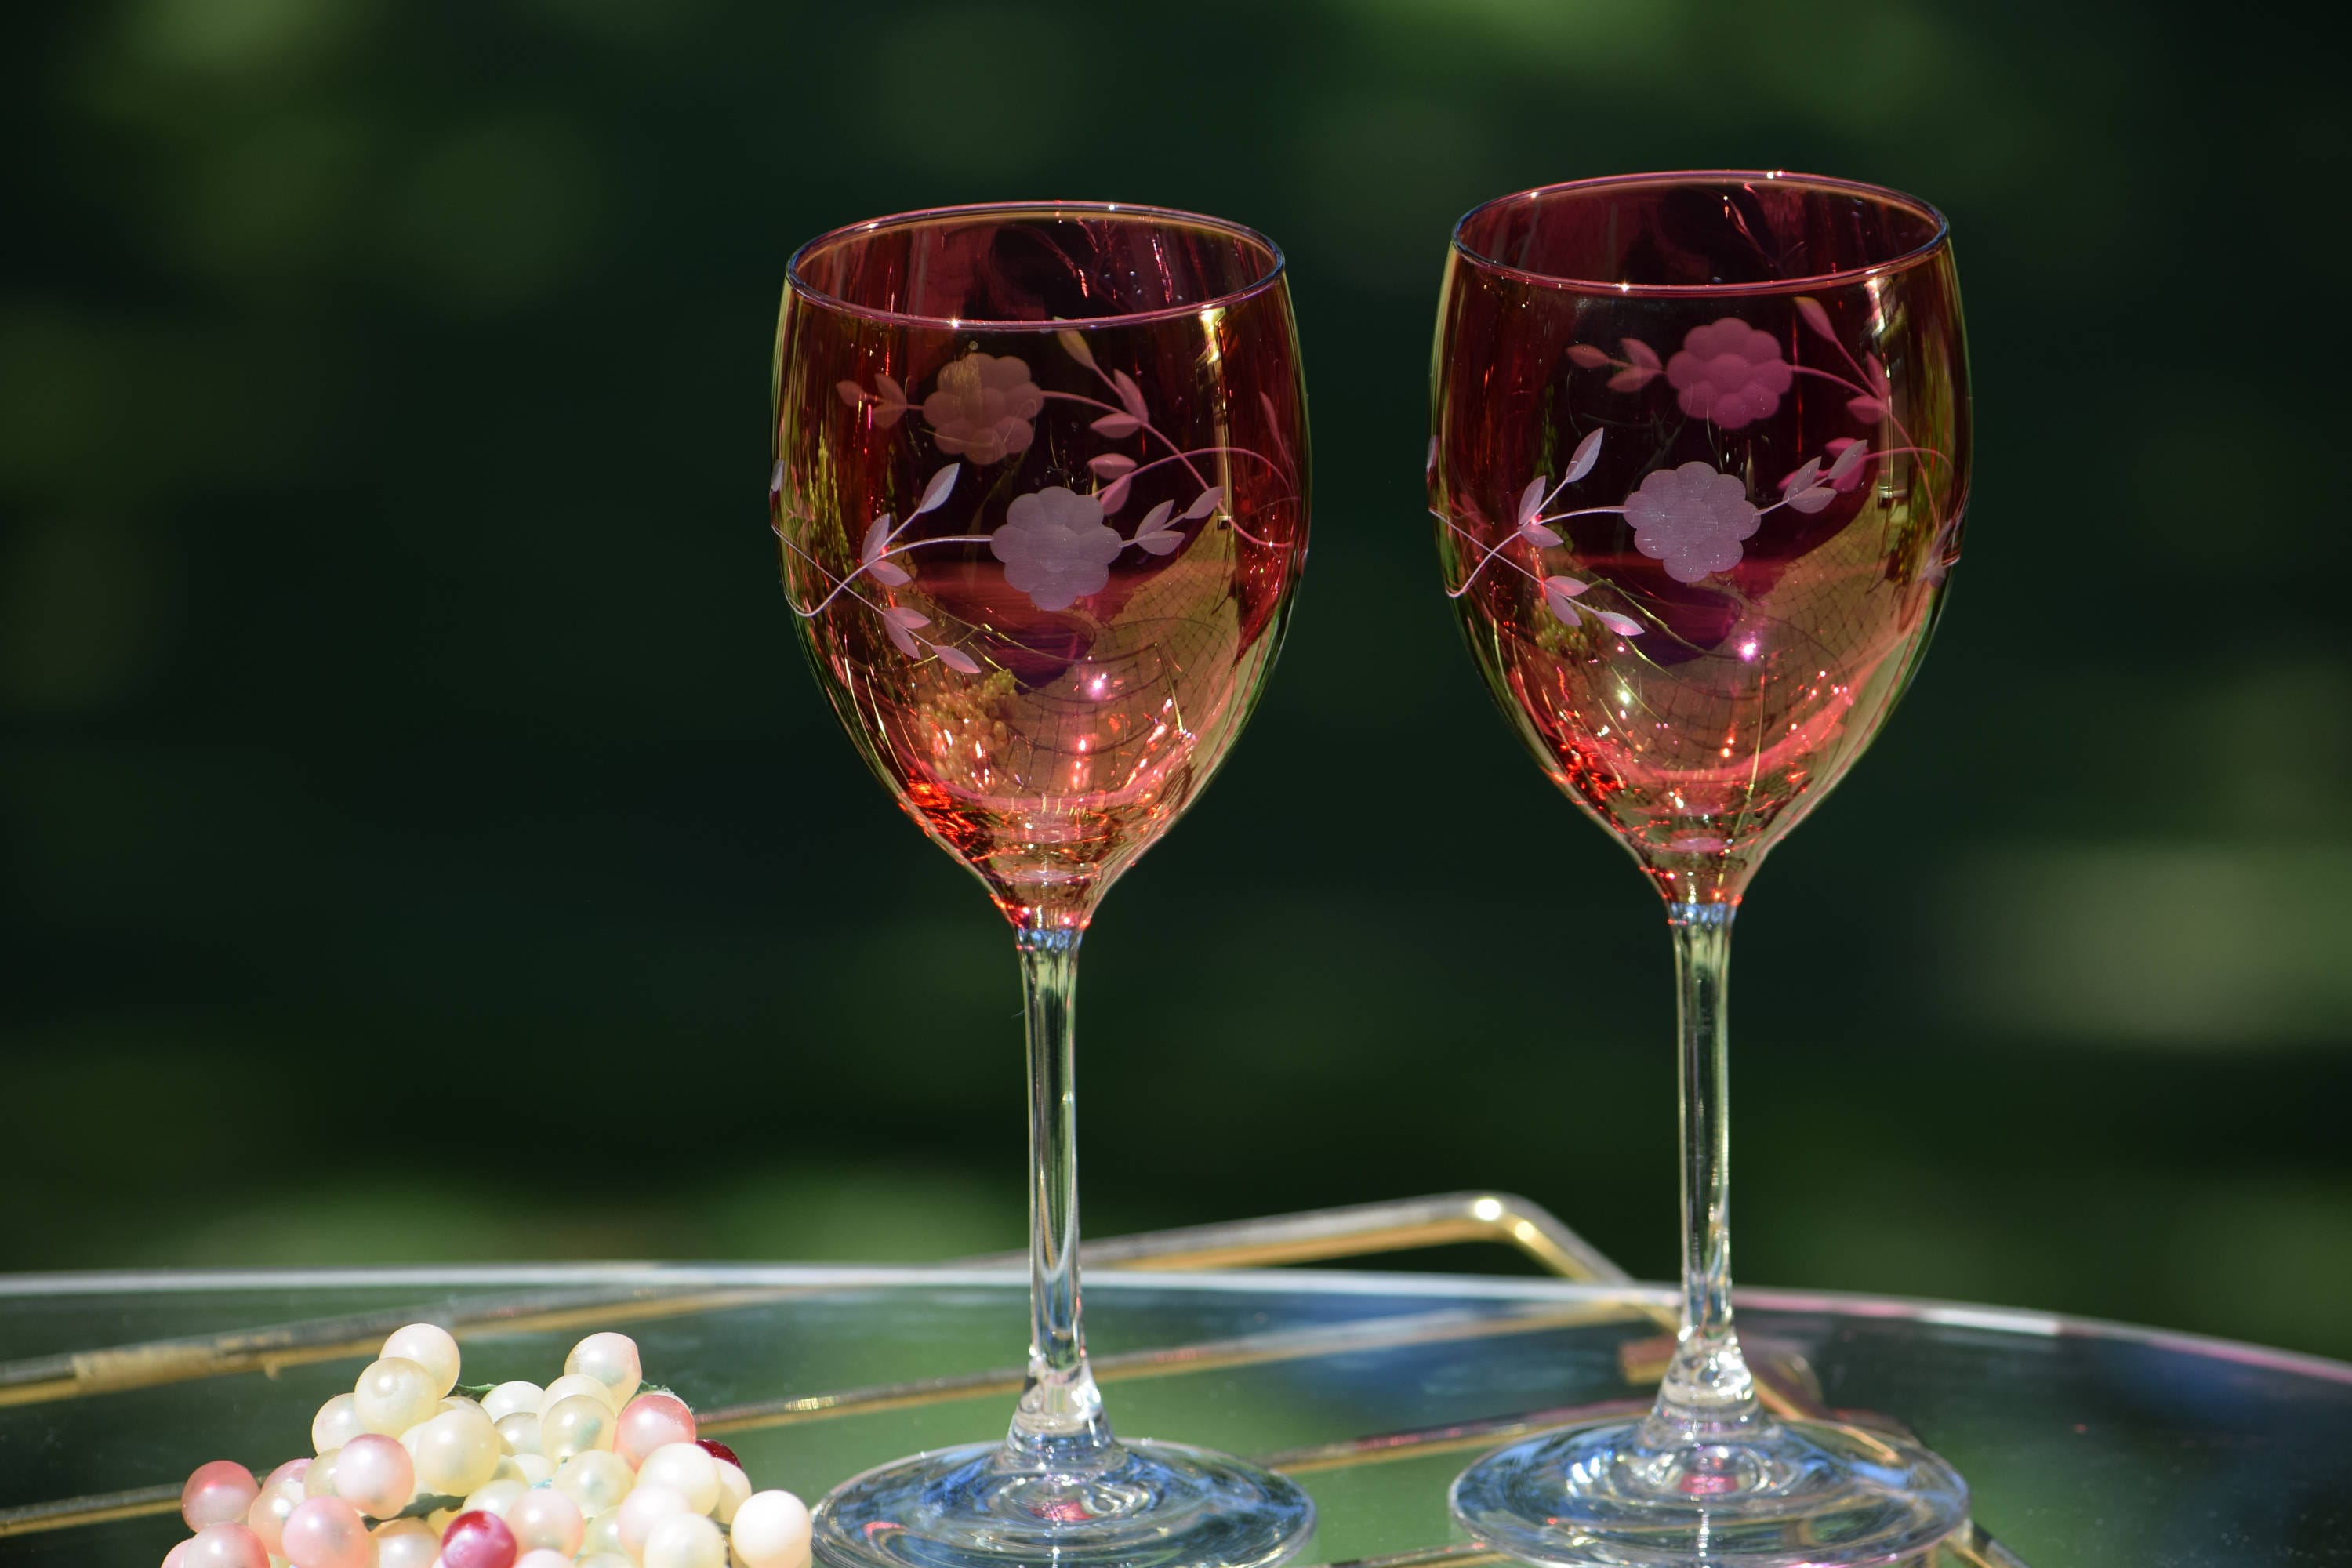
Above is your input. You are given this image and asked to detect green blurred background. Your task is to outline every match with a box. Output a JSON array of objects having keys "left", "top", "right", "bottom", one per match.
[{"left": 4, "top": 0, "right": 2350, "bottom": 1359}]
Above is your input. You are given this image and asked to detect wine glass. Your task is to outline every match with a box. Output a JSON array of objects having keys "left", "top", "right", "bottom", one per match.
[
  {"left": 1431, "top": 172, "right": 1973, "bottom": 1565},
  {"left": 771, "top": 202, "right": 1314, "bottom": 1568}
]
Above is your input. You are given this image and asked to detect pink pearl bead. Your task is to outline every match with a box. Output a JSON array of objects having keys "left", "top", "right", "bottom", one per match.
[
  {"left": 181, "top": 1523, "right": 270, "bottom": 1568},
  {"left": 264, "top": 1458, "right": 312, "bottom": 1490},
  {"left": 615, "top": 1392, "right": 697, "bottom": 1466},
  {"left": 161, "top": 1541, "right": 192, "bottom": 1568},
  {"left": 505, "top": 1486, "right": 584, "bottom": 1556},
  {"left": 180, "top": 1461, "right": 260, "bottom": 1530},
  {"left": 332, "top": 1432, "right": 414, "bottom": 1519},
  {"left": 281, "top": 1497, "right": 372, "bottom": 1568},
  {"left": 441, "top": 1508, "right": 520, "bottom": 1568}
]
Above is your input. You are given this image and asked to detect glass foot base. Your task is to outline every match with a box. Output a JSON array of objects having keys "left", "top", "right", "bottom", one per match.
[
  {"left": 812, "top": 1436, "right": 1316, "bottom": 1568},
  {"left": 1450, "top": 1414, "right": 1969, "bottom": 1567}
]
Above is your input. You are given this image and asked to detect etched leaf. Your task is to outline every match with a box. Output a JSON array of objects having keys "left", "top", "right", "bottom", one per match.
[
  {"left": 1182, "top": 486, "right": 1223, "bottom": 521},
  {"left": 1621, "top": 338, "right": 1660, "bottom": 371},
  {"left": 1544, "top": 574, "right": 1588, "bottom": 598},
  {"left": 1846, "top": 394, "right": 1888, "bottom": 421},
  {"left": 1779, "top": 459, "right": 1823, "bottom": 495},
  {"left": 935, "top": 644, "right": 982, "bottom": 673},
  {"left": 835, "top": 379, "right": 868, "bottom": 407},
  {"left": 1824, "top": 438, "right": 1872, "bottom": 484},
  {"left": 1795, "top": 296, "right": 1835, "bottom": 339},
  {"left": 1517, "top": 477, "right": 1548, "bottom": 527},
  {"left": 1091, "top": 413, "right": 1142, "bottom": 437},
  {"left": 1054, "top": 328, "right": 1097, "bottom": 371},
  {"left": 1138, "top": 500, "right": 1174, "bottom": 535},
  {"left": 1594, "top": 610, "right": 1644, "bottom": 637},
  {"left": 1565, "top": 428, "right": 1604, "bottom": 484},
  {"left": 769, "top": 460, "right": 786, "bottom": 505},
  {"left": 1784, "top": 486, "right": 1837, "bottom": 514},
  {"left": 867, "top": 560, "right": 912, "bottom": 586},
  {"left": 1520, "top": 522, "right": 1562, "bottom": 547},
  {"left": 1865, "top": 354, "right": 1889, "bottom": 397},
  {"left": 1100, "top": 474, "right": 1133, "bottom": 513},
  {"left": 875, "top": 372, "right": 908, "bottom": 408},
  {"left": 884, "top": 618, "right": 920, "bottom": 657},
  {"left": 1112, "top": 369, "right": 1147, "bottom": 421},
  {"left": 1087, "top": 453, "right": 1137, "bottom": 477},
  {"left": 913, "top": 463, "right": 958, "bottom": 517},
  {"left": 1544, "top": 589, "right": 1581, "bottom": 626},
  {"left": 883, "top": 606, "right": 929, "bottom": 630},
  {"left": 1566, "top": 344, "right": 1611, "bottom": 369},
  {"left": 1134, "top": 530, "right": 1184, "bottom": 556},
  {"left": 861, "top": 514, "right": 893, "bottom": 561},
  {"left": 1607, "top": 366, "right": 1659, "bottom": 392}
]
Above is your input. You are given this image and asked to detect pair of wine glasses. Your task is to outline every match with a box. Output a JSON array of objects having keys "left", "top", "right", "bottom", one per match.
[{"left": 771, "top": 172, "right": 1972, "bottom": 1568}]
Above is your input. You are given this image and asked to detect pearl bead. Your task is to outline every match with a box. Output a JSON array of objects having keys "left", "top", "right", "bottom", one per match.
[
  {"left": 581, "top": 1507, "right": 625, "bottom": 1555},
  {"left": 617, "top": 1485, "right": 691, "bottom": 1556},
  {"left": 438, "top": 1508, "right": 520, "bottom": 1568},
  {"left": 506, "top": 1485, "right": 585, "bottom": 1556},
  {"left": 515, "top": 1553, "right": 575, "bottom": 1568},
  {"left": 729, "top": 1490, "right": 813, "bottom": 1568},
  {"left": 280, "top": 1497, "right": 371, "bottom": 1568},
  {"left": 303, "top": 1451, "right": 340, "bottom": 1500},
  {"left": 713, "top": 1459, "right": 751, "bottom": 1525},
  {"left": 542, "top": 1393, "right": 617, "bottom": 1463},
  {"left": 495, "top": 1412, "right": 543, "bottom": 1457},
  {"left": 555, "top": 1451, "right": 636, "bottom": 1515},
  {"left": 460, "top": 1479, "right": 528, "bottom": 1518},
  {"left": 539, "top": 1374, "right": 618, "bottom": 1415},
  {"left": 413, "top": 1403, "right": 503, "bottom": 1497},
  {"left": 615, "top": 1392, "right": 697, "bottom": 1466},
  {"left": 565, "top": 1333, "right": 643, "bottom": 1408},
  {"left": 510, "top": 1454, "right": 554, "bottom": 1486},
  {"left": 638, "top": 1443, "right": 720, "bottom": 1514},
  {"left": 180, "top": 1523, "right": 270, "bottom": 1568},
  {"left": 354, "top": 1357, "right": 441, "bottom": 1436},
  {"left": 481, "top": 1381, "right": 543, "bottom": 1422},
  {"left": 330, "top": 1432, "right": 412, "bottom": 1519},
  {"left": 310, "top": 1395, "right": 365, "bottom": 1455},
  {"left": 644, "top": 1512, "right": 726, "bottom": 1568},
  {"left": 162, "top": 1541, "right": 191, "bottom": 1568},
  {"left": 181, "top": 1461, "right": 260, "bottom": 1530},
  {"left": 244, "top": 1470, "right": 307, "bottom": 1555},
  {"left": 371, "top": 1517, "right": 441, "bottom": 1568},
  {"left": 579, "top": 1557, "right": 635, "bottom": 1568},
  {"left": 380, "top": 1323, "right": 463, "bottom": 1398}
]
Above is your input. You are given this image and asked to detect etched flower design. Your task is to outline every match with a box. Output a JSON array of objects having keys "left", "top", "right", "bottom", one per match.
[
  {"left": 991, "top": 487, "right": 1123, "bottom": 611},
  {"left": 1665, "top": 318, "right": 1791, "bottom": 430},
  {"left": 923, "top": 353, "right": 1044, "bottom": 463},
  {"left": 1625, "top": 461, "right": 1760, "bottom": 583}
]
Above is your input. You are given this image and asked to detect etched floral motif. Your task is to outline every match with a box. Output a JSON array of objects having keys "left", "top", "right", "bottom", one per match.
[
  {"left": 1626, "top": 461, "right": 1762, "bottom": 583},
  {"left": 992, "top": 486, "right": 1125, "bottom": 611},
  {"left": 1665, "top": 318, "right": 1791, "bottom": 430},
  {"left": 922, "top": 353, "right": 1044, "bottom": 463}
]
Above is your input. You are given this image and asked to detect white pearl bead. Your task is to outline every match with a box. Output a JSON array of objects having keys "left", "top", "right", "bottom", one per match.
[
  {"left": 481, "top": 1381, "right": 544, "bottom": 1422},
  {"left": 412, "top": 1404, "right": 501, "bottom": 1497},
  {"left": 638, "top": 1443, "right": 720, "bottom": 1514},
  {"left": 540, "top": 1374, "right": 619, "bottom": 1415},
  {"left": 379, "top": 1325, "right": 461, "bottom": 1399},
  {"left": 368, "top": 1517, "right": 438, "bottom": 1568},
  {"left": 459, "top": 1478, "right": 527, "bottom": 1519},
  {"left": 729, "top": 1490, "right": 812, "bottom": 1568},
  {"left": 578, "top": 1557, "right": 636, "bottom": 1568},
  {"left": 618, "top": 1485, "right": 690, "bottom": 1555},
  {"left": 556, "top": 1451, "right": 636, "bottom": 1515},
  {"left": 506, "top": 1485, "right": 585, "bottom": 1556},
  {"left": 515, "top": 1554, "right": 576, "bottom": 1568},
  {"left": 511, "top": 1454, "right": 554, "bottom": 1486},
  {"left": 310, "top": 1396, "right": 364, "bottom": 1456},
  {"left": 302, "top": 1452, "right": 339, "bottom": 1501},
  {"left": 643, "top": 1512, "right": 726, "bottom": 1568},
  {"left": 328, "top": 1434, "right": 412, "bottom": 1519},
  {"left": 353, "top": 1358, "right": 439, "bottom": 1436},
  {"left": 581, "top": 1507, "right": 626, "bottom": 1556},
  {"left": 495, "top": 1413, "right": 543, "bottom": 1457},
  {"left": 713, "top": 1460, "right": 751, "bottom": 1524},
  {"left": 542, "top": 1394, "right": 617, "bottom": 1463},
  {"left": 565, "top": 1333, "right": 643, "bottom": 1408}
]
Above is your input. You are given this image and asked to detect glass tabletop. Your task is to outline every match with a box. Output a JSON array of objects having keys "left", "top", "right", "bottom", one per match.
[{"left": 1, "top": 1197, "right": 2346, "bottom": 1567}]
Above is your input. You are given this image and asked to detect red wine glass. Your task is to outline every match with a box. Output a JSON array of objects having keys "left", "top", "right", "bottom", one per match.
[
  {"left": 1432, "top": 172, "right": 1973, "bottom": 1565},
  {"left": 771, "top": 202, "right": 1313, "bottom": 1568}
]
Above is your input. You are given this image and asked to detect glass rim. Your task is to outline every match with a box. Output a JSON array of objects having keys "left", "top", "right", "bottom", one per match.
[
  {"left": 785, "top": 199, "right": 1288, "bottom": 332},
  {"left": 1450, "top": 169, "right": 1952, "bottom": 298}
]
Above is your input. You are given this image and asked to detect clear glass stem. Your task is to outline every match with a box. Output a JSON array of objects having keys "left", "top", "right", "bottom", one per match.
[
  {"left": 1646, "top": 899, "right": 1762, "bottom": 1440},
  {"left": 1007, "top": 924, "right": 1115, "bottom": 1468}
]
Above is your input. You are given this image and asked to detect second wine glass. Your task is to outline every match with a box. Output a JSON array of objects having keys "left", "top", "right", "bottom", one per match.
[
  {"left": 772, "top": 202, "right": 1313, "bottom": 1568},
  {"left": 1432, "top": 172, "right": 1973, "bottom": 1565}
]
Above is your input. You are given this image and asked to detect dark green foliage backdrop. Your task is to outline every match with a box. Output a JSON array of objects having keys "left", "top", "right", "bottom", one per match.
[{"left": 5, "top": 0, "right": 2350, "bottom": 1358}]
